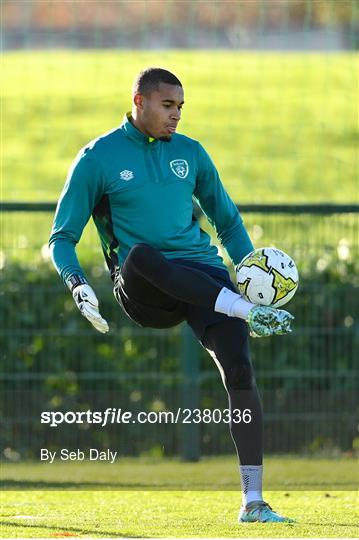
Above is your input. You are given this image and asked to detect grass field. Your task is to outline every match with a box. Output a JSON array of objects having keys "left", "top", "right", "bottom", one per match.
[
  {"left": 3, "top": 51, "right": 357, "bottom": 203},
  {"left": 1, "top": 458, "right": 358, "bottom": 538},
  {"left": 2, "top": 50, "right": 358, "bottom": 540},
  {"left": 2, "top": 457, "right": 358, "bottom": 490},
  {"left": 1, "top": 490, "right": 358, "bottom": 538}
]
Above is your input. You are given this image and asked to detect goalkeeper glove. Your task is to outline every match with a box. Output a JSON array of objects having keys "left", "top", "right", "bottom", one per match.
[
  {"left": 246, "top": 305, "right": 294, "bottom": 338},
  {"left": 72, "top": 284, "right": 109, "bottom": 334}
]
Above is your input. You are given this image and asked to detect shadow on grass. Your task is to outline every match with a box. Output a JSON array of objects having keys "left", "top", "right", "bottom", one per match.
[
  {"left": 0, "top": 520, "right": 150, "bottom": 538},
  {"left": 1, "top": 478, "right": 357, "bottom": 491},
  {"left": 301, "top": 521, "right": 359, "bottom": 529}
]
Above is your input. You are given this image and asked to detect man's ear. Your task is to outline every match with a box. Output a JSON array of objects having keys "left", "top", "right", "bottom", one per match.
[{"left": 133, "top": 93, "right": 144, "bottom": 110}]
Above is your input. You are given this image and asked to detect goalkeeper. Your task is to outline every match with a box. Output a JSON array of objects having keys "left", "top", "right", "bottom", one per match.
[{"left": 49, "top": 68, "right": 294, "bottom": 524}]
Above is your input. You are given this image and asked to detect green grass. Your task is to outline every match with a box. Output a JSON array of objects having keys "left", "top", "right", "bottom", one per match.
[
  {"left": 1, "top": 458, "right": 358, "bottom": 537},
  {"left": 1, "top": 457, "right": 358, "bottom": 491},
  {"left": 1, "top": 491, "right": 358, "bottom": 538},
  {"left": 3, "top": 51, "right": 358, "bottom": 203}
]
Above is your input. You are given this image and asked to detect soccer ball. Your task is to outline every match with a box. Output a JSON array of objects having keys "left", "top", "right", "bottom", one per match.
[{"left": 236, "top": 247, "right": 299, "bottom": 308}]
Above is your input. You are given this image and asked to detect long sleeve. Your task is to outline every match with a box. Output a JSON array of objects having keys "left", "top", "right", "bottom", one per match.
[
  {"left": 49, "top": 148, "right": 104, "bottom": 285},
  {"left": 193, "top": 142, "right": 254, "bottom": 265}
]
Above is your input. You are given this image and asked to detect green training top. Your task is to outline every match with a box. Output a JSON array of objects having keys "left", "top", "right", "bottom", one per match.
[{"left": 49, "top": 113, "right": 253, "bottom": 285}]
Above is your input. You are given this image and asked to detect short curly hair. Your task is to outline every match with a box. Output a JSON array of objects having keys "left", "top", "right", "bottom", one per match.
[{"left": 133, "top": 67, "right": 182, "bottom": 95}]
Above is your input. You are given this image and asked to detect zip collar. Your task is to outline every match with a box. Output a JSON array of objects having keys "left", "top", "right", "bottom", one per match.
[{"left": 121, "top": 112, "right": 159, "bottom": 146}]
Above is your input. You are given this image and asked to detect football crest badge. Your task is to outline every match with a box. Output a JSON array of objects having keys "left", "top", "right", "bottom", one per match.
[{"left": 170, "top": 159, "right": 189, "bottom": 179}]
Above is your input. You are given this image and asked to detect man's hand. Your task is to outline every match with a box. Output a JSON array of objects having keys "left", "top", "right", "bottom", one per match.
[
  {"left": 73, "top": 284, "right": 109, "bottom": 333},
  {"left": 246, "top": 305, "right": 294, "bottom": 338}
]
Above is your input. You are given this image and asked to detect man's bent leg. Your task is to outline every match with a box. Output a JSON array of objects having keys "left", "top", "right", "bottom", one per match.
[
  {"left": 114, "top": 247, "right": 187, "bottom": 328},
  {"left": 122, "top": 244, "right": 294, "bottom": 337},
  {"left": 122, "top": 243, "right": 223, "bottom": 307}
]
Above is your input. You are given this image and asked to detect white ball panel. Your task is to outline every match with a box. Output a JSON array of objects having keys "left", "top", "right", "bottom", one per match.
[{"left": 248, "top": 284, "right": 275, "bottom": 305}]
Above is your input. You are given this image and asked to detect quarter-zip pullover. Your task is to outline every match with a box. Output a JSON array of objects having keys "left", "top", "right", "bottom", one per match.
[{"left": 49, "top": 113, "right": 253, "bottom": 284}]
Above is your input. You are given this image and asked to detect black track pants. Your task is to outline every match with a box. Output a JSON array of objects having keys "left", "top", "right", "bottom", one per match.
[
  {"left": 115, "top": 243, "right": 263, "bottom": 465},
  {"left": 120, "top": 243, "right": 223, "bottom": 308}
]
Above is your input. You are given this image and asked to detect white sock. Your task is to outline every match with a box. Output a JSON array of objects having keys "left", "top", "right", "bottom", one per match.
[
  {"left": 214, "top": 287, "right": 255, "bottom": 320},
  {"left": 240, "top": 465, "right": 263, "bottom": 507}
]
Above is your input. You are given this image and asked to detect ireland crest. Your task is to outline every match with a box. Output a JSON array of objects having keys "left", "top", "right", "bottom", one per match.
[{"left": 170, "top": 159, "right": 189, "bottom": 179}]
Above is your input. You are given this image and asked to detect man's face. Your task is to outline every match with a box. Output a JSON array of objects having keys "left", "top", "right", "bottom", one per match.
[{"left": 134, "top": 83, "right": 184, "bottom": 141}]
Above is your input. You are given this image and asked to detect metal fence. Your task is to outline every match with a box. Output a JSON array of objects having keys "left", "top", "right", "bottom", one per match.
[{"left": 0, "top": 203, "right": 358, "bottom": 461}]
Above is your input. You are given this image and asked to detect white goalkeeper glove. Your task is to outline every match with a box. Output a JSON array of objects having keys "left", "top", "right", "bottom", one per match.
[
  {"left": 72, "top": 284, "right": 109, "bottom": 334},
  {"left": 246, "top": 305, "right": 294, "bottom": 338}
]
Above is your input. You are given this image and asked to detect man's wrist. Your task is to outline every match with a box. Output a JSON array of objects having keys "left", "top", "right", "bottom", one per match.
[{"left": 66, "top": 274, "right": 88, "bottom": 293}]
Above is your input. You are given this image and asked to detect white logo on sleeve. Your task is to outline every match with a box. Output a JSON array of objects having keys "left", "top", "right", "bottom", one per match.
[
  {"left": 170, "top": 159, "right": 189, "bottom": 179},
  {"left": 120, "top": 170, "right": 134, "bottom": 181}
]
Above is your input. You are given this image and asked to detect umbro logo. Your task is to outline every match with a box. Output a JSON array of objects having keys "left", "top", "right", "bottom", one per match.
[{"left": 120, "top": 169, "right": 134, "bottom": 181}]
